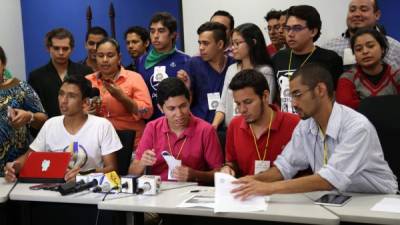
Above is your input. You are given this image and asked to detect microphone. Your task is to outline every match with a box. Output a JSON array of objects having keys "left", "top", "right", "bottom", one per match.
[
  {"left": 89, "top": 87, "right": 101, "bottom": 114},
  {"left": 92, "top": 183, "right": 111, "bottom": 193},
  {"left": 59, "top": 180, "right": 84, "bottom": 196},
  {"left": 90, "top": 87, "right": 100, "bottom": 98},
  {"left": 74, "top": 179, "right": 98, "bottom": 192}
]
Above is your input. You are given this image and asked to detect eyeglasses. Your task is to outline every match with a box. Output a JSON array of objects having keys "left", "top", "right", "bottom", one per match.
[
  {"left": 264, "top": 25, "right": 281, "bottom": 32},
  {"left": 290, "top": 88, "right": 311, "bottom": 100},
  {"left": 232, "top": 40, "right": 246, "bottom": 48},
  {"left": 283, "top": 25, "right": 308, "bottom": 33}
]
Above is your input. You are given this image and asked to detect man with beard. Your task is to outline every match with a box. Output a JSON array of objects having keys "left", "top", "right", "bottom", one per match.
[
  {"left": 324, "top": 0, "right": 400, "bottom": 69},
  {"left": 220, "top": 69, "right": 299, "bottom": 177},
  {"left": 231, "top": 63, "right": 397, "bottom": 199}
]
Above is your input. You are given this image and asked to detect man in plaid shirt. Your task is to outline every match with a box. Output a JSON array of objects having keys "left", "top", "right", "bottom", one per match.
[{"left": 324, "top": 0, "right": 400, "bottom": 70}]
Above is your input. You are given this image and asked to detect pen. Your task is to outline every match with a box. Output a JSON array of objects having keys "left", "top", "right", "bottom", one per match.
[{"left": 190, "top": 190, "right": 200, "bottom": 193}]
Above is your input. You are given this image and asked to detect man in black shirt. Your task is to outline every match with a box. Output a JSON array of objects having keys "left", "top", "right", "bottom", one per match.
[
  {"left": 79, "top": 26, "right": 108, "bottom": 71},
  {"left": 124, "top": 26, "right": 150, "bottom": 72},
  {"left": 28, "top": 28, "right": 92, "bottom": 118},
  {"left": 273, "top": 5, "right": 343, "bottom": 113}
]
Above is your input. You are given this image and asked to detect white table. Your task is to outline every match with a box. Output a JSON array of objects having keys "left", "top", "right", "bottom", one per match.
[
  {"left": 0, "top": 178, "right": 15, "bottom": 203},
  {"left": 98, "top": 186, "right": 340, "bottom": 225}
]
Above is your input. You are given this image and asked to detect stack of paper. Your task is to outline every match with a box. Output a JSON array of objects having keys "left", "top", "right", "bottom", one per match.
[{"left": 371, "top": 198, "right": 400, "bottom": 213}]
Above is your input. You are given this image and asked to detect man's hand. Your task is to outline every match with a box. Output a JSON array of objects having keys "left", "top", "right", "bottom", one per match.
[
  {"left": 140, "top": 149, "right": 157, "bottom": 167},
  {"left": 10, "top": 109, "right": 32, "bottom": 128},
  {"left": 220, "top": 165, "right": 236, "bottom": 177},
  {"left": 231, "top": 176, "right": 274, "bottom": 200},
  {"left": 64, "top": 166, "right": 81, "bottom": 182},
  {"left": 173, "top": 166, "right": 194, "bottom": 181},
  {"left": 4, "top": 161, "right": 20, "bottom": 182},
  {"left": 177, "top": 70, "right": 191, "bottom": 90}
]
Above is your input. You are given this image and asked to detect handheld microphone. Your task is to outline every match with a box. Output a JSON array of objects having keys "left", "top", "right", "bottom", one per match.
[
  {"left": 59, "top": 180, "right": 84, "bottom": 196},
  {"left": 74, "top": 179, "right": 98, "bottom": 192},
  {"left": 92, "top": 183, "right": 111, "bottom": 193}
]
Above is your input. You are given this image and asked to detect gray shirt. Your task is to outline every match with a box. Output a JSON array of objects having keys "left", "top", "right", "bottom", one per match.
[
  {"left": 274, "top": 102, "right": 398, "bottom": 194},
  {"left": 216, "top": 63, "right": 275, "bottom": 126}
]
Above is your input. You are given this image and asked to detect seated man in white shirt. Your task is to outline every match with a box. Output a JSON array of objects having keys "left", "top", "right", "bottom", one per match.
[
  {"left": 4, "top": 75, "right": 122, "bottom": 182},
  {"left": 231, "top": 63, "right": 398, "bottom": 200}
]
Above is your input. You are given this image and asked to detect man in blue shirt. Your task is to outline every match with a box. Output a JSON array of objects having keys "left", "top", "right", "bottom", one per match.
[
  {"left": 230, "top": 63, "right": 397, "bottom": 199},
  {"left": 178, "top": 22, "right": 234, "bottom": 123},
  {"left": 137, "top": 12, "right": 190, "bottom": 120}
]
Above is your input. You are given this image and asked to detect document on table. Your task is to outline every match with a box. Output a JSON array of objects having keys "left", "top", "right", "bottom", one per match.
[
  {"left": 214, "top": 172, "right": 268, "bottom": 213},
  {"left": 161, "top": 151, "right": 181, "bottom": 180},
  {"left": 371, "top": 197, "right": 400, "bottom": 213},
  {"left": 178, "top": 194, "right": 215, "bottom": 208}
]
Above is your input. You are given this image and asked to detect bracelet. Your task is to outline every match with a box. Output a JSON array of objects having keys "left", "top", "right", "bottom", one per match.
[{"left": 28, "top": 112, "right": 34, "bottom": 124}]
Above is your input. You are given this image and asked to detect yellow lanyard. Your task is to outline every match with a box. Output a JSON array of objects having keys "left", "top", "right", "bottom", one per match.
[
  {"left": 319, "top": 128, "right": 328, "bottom": 166},
  {"left": 166, "top": 133, "right": 187, "bottom": 160},
  {"left": 249, "top": 110, "right": 274, "bottom": 161},
  {"left": 288, "top": 47, "right": 316, "bottom": 73}
]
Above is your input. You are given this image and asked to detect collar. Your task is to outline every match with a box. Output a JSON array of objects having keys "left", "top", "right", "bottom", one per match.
[
  {"left": 239, "top": 104, "right": 283, "bottom": 133},
  {"left": 308, "top": 102, "right": 341, "bottom": 140},
  {"left": 95, "top": 67, "right": 128, "bottom": 82},
  {"left": 161, "top": 114, "right": 197, "bottom": 138}
]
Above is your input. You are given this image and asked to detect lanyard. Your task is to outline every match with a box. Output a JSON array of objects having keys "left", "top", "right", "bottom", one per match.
[
  {"left": 318, "top": 128, "right": 328, "bottom": 166},
  {"left": 249, "top": 110, "right": 274, "bottom": 161},
  {"left": 288, "top": 47, "right": 316, "bottom": 73},
  {"left": 166, "top": 132, "right": 187, "bottom": 160}
]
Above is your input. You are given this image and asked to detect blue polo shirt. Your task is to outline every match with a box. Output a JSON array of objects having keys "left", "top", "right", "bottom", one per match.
[
  {"left": 137, "top": 50, "right": 190, "bottom": 120},
  {"left": 185, "top": 56, "right": 235, "bottom": 123}
]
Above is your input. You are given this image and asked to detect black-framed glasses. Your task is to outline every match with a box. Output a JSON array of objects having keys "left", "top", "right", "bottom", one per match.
[{"left": 284, "top": 25, "right": 308, "bottom": 33}]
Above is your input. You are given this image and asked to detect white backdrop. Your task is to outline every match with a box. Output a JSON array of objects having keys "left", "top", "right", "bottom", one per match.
[
  {"left": 0, "top": 0, "right": 26, "bottom": 80},
  {"left": 182, "top": 0, "right": 351, "bottom": 56}
]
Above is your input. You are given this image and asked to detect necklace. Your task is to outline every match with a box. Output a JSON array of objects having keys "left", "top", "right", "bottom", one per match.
[{"left": 288, "top": 46, "right": 316, "bottom": 73}]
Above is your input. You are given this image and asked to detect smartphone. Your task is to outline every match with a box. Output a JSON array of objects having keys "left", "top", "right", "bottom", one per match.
[
  {"left": 314, "top": 194, "right": 352, "bottom": 206},
  {"left": 29, "top": 183, "right": 61, "bottom": 191}
]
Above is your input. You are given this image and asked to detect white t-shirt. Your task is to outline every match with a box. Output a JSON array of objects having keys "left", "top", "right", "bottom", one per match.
[{"left": 30, "top": 114, "right": 122, "bottom": 170}]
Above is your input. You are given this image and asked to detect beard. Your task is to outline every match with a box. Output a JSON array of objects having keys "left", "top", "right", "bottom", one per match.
[{"left": 246, "top": 102, "right": 265, "bottom": 124}]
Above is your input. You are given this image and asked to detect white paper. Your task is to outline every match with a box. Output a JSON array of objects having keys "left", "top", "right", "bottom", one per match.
[
  {"left": 161, "top": 151, "right": 181, "bottom": 180},
  {"left": 178, "top": 194, "right": 215, "bottom": 208},
  {"left": 214, "top": 172, "right": 268, "bottom": 213},
  {"left": 371, "top": 197, "right": 400, "bottom": 213}
]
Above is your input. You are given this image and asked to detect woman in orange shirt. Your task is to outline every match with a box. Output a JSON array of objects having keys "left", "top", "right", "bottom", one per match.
[{"left": 86, "top": 38, "right": 153, "bottom": 146}]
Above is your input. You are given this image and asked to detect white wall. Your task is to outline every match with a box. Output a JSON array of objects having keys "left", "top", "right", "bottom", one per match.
[
  {"left": 182, "top": 0, "right": 351, "bottom": 56},
  {"left": 0, "top": 0, "right": 26, "bottom": 80}
]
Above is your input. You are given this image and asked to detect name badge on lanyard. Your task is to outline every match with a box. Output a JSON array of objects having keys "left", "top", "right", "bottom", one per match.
[
  {"left": 152, "top": 66, "right": 169, "bottom": 82},
  {"left": 254, "top": 160, "right": 270, "bottom": 175},
  {"left": 207, "top": 92, "right": 220, "bottom": 110}
]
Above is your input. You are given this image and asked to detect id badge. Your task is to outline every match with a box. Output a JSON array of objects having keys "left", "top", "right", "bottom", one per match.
[
  {"left": 343, "top": 48, "right": 356, "bottom": 66},
  {"left": 207, "top": 92, "right": 221, "bottom": 110},
  {"left": 152, "top": 66, "right": 168, "bottom": 82},
  {"left": 168, "top": 159, "right": 181, "bottom": 180},
  {"left": 254, "top": 160, "right": 270, "bottom": 175}
]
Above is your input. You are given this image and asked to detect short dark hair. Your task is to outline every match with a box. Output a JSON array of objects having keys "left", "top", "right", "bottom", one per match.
[
  {"left": 290, "top": 63, "right": 334, "bottom": 99},
  {"left": 85, "top": 26, "right": 108, "bottom": 42},
  {"left": 157, "top": 77, "right": 190, "bottom": 107},
  {"left": 62, "top": 75, "right": 92, "bottom": 99},
  {"left": 96, "top": 37, "right": 121, "bottom": 54},
  {"left": 264, "top": 10, "right": 281, "bottom": 22},
  {"left": 45, "top": 28, "right": 75, "bottom": 49},
  {"left": 124, "top": 26, "right": 150, "bottom": 43},
  {"left": 211, "top": 10, "right": 234, "bottom": 31},
  {"left": 0, "top": 46, "right": 7, "bottom": 65},
  {"left": 233, "top": 23, "right": 273, "bottom": 67},
  {"left": 229, "top": 69, "right": 270, "bottom": 98},
  {"left": 149, "top": 12, "right": 177, "bottom": 33},
  {"left": 197, "top": 22, "right": 227, "bottom": 47},
  {"left": 373, "top": 0, "right": 380, "bottom": 12},
  {"left": 350, "top": 28, "right": 388, "bottom": 58},
  {"left": 287, "top": 5, "right": 322, "bottom": 42}
]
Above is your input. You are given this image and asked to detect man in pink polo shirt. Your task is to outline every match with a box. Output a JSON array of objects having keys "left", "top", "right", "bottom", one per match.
[
  {"left": 221, "top": 69, "right": 299, "bottom": 177},
  {"left": 128, "top": 77, "right": 223, "bottom": 184}
]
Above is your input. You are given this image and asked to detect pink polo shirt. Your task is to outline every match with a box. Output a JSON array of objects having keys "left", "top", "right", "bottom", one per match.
[
  {"left": 86, "top": 68, "right": 153, "bottom": 145},
  {"left": 136, "top": 114, "right": 223, "bottom": 181}
]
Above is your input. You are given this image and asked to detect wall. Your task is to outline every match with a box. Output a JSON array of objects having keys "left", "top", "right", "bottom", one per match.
[
  {"left": 21, "top": 0, "right": 183, "bottom": 78},
  {"left": 0, "top": 0, "right": 26, "bottom": 80},
  {"left": 182, "top": 0, "right": 351, "bottom": 56},
  {"left": 379, "top": 0, "right": 400, "bottom": 40}
]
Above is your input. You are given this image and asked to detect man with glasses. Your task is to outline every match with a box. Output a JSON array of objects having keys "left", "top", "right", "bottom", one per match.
[
  {"left": 231, "top": 63, "right": 397, "bottom": 199},
  {"left": 272, "top": 5, "right": 342, "bottom": 113},
  {"left": 264, "top": 10, "right": 284, "bottom": 56},
  {"left": 29, "top": 28, "right": 93, "bottom": 119},
  {"left": 177, "top": 22, "right": 234, "bottom": 123},
  {"left": 323, "top": 0, "right": 400, "bottom": 69},
  {"left": 79, "top": 26, "right": 108, "bottom": 71},
  {"left": 220, "top": 69, "right": 299, "bottom": 177}
]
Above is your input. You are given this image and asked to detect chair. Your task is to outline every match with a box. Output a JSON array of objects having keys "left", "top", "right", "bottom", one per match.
[
  {"left": 115, "top": 130, "right": 136, "bottom": 176},
  {"left": 358, "top": 95, "right": 400, "bottom": 179}
]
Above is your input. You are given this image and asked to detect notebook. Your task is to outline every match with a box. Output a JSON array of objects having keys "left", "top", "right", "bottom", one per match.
[{"left": 19, "top": 152, "right": 72, "bottom": 183}]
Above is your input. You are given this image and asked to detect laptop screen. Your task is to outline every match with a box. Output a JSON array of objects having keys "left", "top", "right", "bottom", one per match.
[{"left": 19, "top": 152, "right": 72, "bottom": 183}]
